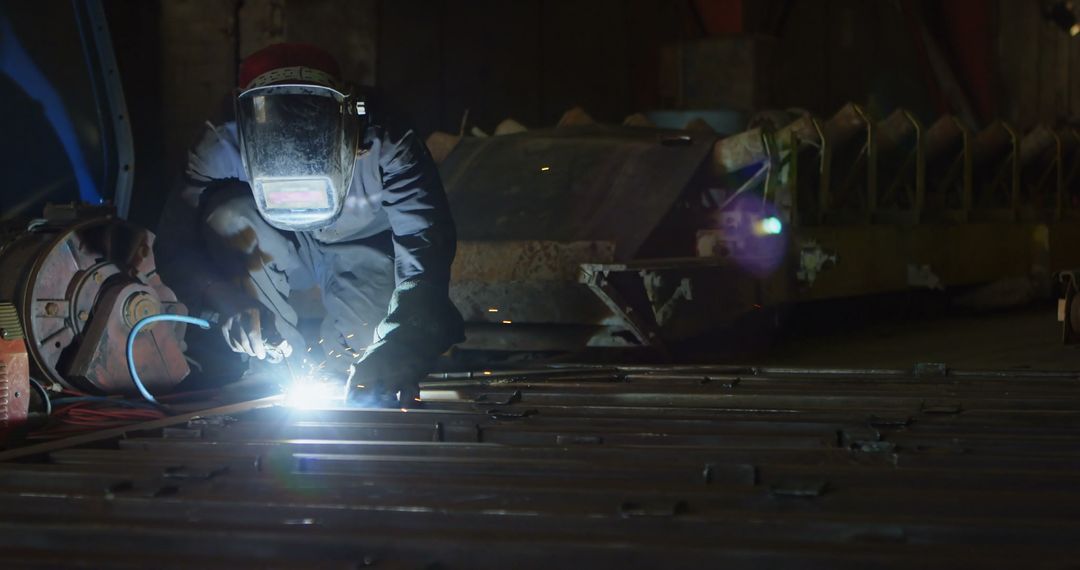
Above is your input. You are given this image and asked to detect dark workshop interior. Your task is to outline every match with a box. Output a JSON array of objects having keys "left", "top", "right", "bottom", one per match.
[{"left": 2, "top": 0, "right": 1080, "bottom": 567}]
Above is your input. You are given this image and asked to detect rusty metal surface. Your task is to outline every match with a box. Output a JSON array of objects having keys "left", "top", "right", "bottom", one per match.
[
  {"left": 450, "top": 240, "right": 615, "bottom": 324},
  {"left": 0, "top": 328, "right": 29, "bottom": 437},
  {"left": 440, "top": 125, "right": 716, "bottom": 259},
  {"left": 452, "top": 241, "right": 614, "bottom": 282},
  {"left": 0, "top": 212, "right": 189, "bottom": 394},
  {"left": 449, "top": 240, "right": 623, "bottom": 349},
  {"left": 1, "top": 365, "right": 1079, "bottom": 567}
]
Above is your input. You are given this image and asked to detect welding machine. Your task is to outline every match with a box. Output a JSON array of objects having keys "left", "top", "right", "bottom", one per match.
[{"left": 0, "top": 303, "right": 28, "bottom": 435}]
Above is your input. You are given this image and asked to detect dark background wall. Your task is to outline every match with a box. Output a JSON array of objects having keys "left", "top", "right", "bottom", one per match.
[{"left": 103, "top": 0, "right": 1080, "bottom": 228}]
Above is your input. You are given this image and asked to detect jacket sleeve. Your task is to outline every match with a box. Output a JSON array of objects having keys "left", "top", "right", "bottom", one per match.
[
  {"left": 154, "top": 123, "right": 247, "bottom": 314},
  {"left": 362, "top": 111, "right": 464, "bottom": 362}
]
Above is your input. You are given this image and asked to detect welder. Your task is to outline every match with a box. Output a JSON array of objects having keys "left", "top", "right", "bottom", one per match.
[{"left": 156, "top": 43, "right": 463, "bottom": 404}]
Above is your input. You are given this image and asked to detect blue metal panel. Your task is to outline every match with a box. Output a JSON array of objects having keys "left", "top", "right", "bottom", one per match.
[{"left": 0, "top": 0, "right": 133, "bottom": 219}]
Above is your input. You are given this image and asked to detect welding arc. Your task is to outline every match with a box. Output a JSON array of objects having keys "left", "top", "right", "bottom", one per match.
[{"left": 127, "top": 314, "right": 211, "bottom": 404}]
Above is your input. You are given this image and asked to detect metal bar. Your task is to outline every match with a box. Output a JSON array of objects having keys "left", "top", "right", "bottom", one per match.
[{"left": 0, "top": 396, "right": 280, "bottom": 462}]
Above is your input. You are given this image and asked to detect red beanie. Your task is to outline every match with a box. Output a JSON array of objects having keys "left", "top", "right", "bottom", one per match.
[{"left": 238, "top": 43, "right": 342, "bottom": 90}]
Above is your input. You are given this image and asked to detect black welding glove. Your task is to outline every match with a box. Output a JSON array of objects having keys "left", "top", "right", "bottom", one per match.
[
  {"left": 345, "top": 279, "right": 463, "bottom": 406},
  {"left": 345, "top": 340, "right": 432, "bottom": 407}
]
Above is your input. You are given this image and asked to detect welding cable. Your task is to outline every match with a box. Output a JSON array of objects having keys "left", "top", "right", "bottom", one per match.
[
  {"left": 127, "top": 314, "right": 212, "bottom": 404},
  {"left": 28, "top": 377, "right": 52, "bottom": 416},
  {"left": 44, "top": 398, "right": 167, "bottom": 434},
  {"left": 49, "top": 396, "right": 161, "bottom": 409}
]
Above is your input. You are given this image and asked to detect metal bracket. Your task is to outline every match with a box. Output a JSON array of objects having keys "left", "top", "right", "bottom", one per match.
[
  {"left": 640, "top": 270, "right": 692, "bottom": 327},
  {"left": 580, "top": 266, "right": 670, "bottom": 358},
  {"left": 1058, "top": 270, "right": 1080, "bottom": 344}
]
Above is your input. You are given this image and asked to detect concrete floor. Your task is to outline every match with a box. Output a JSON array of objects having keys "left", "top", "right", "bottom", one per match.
[{"left": 761, "top": 304, "right": 1080, "bottom": 371}]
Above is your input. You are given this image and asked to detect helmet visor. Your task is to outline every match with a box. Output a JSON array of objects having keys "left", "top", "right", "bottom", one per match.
[{"left": 236, "top": 84, "right": 359, "bottom": 231}]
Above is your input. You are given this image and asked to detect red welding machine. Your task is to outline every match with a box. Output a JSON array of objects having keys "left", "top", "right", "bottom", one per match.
[
  {"left": 0, "top": 206, "right": 190, "bottom": 400},
  {"left": 0, "top": 303, "right": 29, "bottom": 434}
]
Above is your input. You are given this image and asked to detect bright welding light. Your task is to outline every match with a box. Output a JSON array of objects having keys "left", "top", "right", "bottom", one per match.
[
  {"left": 755, "top": 216, "right": 783, "bottom": 236},
  {"left": 282, "top": 376, "right": 345, "bottom": 409}
]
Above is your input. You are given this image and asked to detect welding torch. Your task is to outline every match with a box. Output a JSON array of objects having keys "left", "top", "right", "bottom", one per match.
[{"left": 199, "top": 310, "right": 294, "bottom": 366}]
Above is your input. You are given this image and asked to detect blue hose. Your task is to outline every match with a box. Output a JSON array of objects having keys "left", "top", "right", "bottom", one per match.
[{"left": 127, "top": 314, "right": 211, "bottom": 404}]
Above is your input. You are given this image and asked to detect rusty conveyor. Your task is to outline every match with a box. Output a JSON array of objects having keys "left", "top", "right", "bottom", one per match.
[
  {"left": 1, "top": 365, "right": 1078, "bottom": 567},
  {"left": 442, "top": 105, "right": 1080, "bottom": 354}
]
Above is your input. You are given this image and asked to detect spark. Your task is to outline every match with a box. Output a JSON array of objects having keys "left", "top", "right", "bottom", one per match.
[
  {"left": 487, "top": 308, "right": 499, "bottom": 313},
  {"left": 501, "top": 320, "right": 512, "bottom": 324},
  {"left": 483, "top": 371, "right": 492, "bottom": 376},
  {"left": 540, "top": 166, "right": 550, "bottom": 171},
  {"left": 282, "top": 377, "right": 344, "bottom": 409}
]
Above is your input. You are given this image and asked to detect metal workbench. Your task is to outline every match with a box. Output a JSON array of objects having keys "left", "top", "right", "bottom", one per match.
[{"left": 1, "top": 365, "right": 1078, "bottom": 568}]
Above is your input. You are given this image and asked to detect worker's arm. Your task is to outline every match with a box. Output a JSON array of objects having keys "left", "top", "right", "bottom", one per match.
[
  {"left": 155, "top": 123, "right": 272, "bottom": 359},
  {"left": 348, "top": 107, "right": 464, "bottom": 401}
]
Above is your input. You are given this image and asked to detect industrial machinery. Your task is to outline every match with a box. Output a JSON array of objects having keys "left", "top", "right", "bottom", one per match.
[
  {"left": 441, "top": 105, "right": 1080, "bottom": 356},
  {"left": 0, "top": 1, "right": 185, "bottom": 433},
  {"left": 0, "top": 205, "right": 190, "bottom": 398}
]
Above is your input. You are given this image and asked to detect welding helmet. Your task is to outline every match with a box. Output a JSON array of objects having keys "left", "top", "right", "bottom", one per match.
[{"left": 235, "top": 43, "right": 366, "bottom": 231}]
